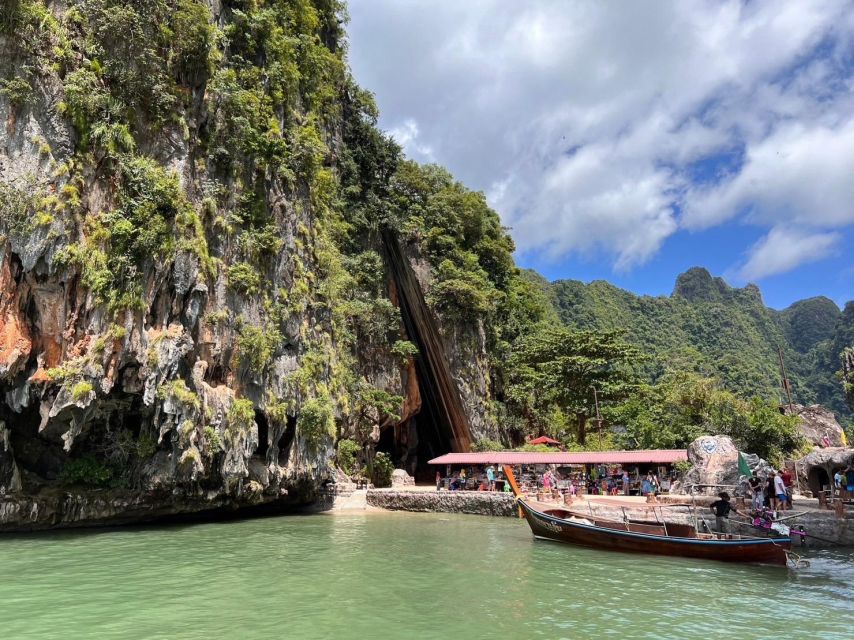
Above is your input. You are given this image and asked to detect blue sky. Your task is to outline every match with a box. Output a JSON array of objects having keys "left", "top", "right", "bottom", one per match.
[{"left": 346, "top": 1, "right": 854, "bottom": 310}]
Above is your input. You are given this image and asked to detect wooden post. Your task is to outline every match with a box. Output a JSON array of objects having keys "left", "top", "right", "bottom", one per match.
[
  {"left": 778, "top": 347, "right": 794, "bottom": 412},
  {"left": 502, "top": 465, "right": 525, "bottom": 518}
]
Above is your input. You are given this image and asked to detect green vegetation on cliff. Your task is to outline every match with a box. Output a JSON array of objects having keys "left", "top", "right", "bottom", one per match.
[
  {"left": 0, "top": 0, "right": 849, "bottom": 513},
  {"left": 548, "top": 267, "right": 852, "bottom": 419}
]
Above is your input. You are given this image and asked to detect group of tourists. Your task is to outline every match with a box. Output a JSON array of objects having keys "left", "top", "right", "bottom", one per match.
[
  {"left": 747, "top": 468, "right": 793, "bottom": 512},
  {"left": 710, "top": 468, "right": 798, "bottom": 534},
  {"left": 436, "top": 463, "right": 677, "bottom": 496},
  {"left": 832, "top": 464, "right": 854, "bottom": 498},
  {"left": 583, "top": 467, "right": 670, "bottom": 496},
  {"left": 521, "top": 465, "right": 671, "bottom": 497},
  {"left": 437, "top": 466, "right": 508, "bottom": 492}
]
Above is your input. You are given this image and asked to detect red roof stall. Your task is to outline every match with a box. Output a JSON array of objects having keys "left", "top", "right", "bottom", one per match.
[
  {"left": 428, "top": 450, "right": 687, "bottom": 466},
  {"left": 527, "top": 436, "right": 561, "bottom": 446}
]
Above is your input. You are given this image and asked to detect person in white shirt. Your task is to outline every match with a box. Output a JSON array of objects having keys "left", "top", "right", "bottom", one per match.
[{"left": 773, "top": 470, "right": 788, "bottom": 511}]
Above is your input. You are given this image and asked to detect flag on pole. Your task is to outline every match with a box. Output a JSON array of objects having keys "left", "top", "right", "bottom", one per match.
[{"left": 737, "top": 452, "right": 751, "bottom": 476}]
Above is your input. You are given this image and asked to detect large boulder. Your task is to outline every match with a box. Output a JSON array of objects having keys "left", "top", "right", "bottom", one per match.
[
  {"left": 391, "top": 469, "right": 415, "bottom": 488},
  {"left": 673, "top": 435, "right": 771, "bottom": 495},
  {"left": 785, "top": 404, "right": 846, "bottom": 447}
]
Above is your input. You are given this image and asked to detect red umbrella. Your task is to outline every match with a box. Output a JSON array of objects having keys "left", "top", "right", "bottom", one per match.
[{"left": 528, "top": 436, "right": 560, "bottom": 446}]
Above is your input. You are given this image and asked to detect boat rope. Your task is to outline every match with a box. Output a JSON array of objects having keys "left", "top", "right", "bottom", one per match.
[{"left": 785, "top": 550, "right": 810, "bottom": 569}]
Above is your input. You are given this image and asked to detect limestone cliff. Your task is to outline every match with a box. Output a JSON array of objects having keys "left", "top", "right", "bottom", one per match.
[{"left": 0, "top": 1, "right": 514, "bottom": 530}]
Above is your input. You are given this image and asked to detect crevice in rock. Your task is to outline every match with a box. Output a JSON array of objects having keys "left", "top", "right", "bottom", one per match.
[
  {"left": 277, "top": 414, "right": 296, "bottom": 465},
  {"left": 381, "top": 230, "right": 472, "bottom": 465},
  {"left": 255, "top": 409, "right": 269, "bottom": 458}
]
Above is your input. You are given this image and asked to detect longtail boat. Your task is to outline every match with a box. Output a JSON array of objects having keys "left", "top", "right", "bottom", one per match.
[{"left": 502, "top": 466, "right": 791, "bottom": 566}]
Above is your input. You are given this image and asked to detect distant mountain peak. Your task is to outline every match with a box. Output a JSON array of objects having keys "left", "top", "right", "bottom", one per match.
[
  {"left": 549, "top": 265, "right": 852, "bottom": 417},
  {"left": 672, "top": 267, "right": 765, "bottom": 305},
  {"left": 672, "top": 267, "right": 731, "bottom": 302}
]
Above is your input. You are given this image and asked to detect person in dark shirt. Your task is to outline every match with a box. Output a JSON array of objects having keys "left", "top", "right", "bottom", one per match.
[
  {"left": 709, "top": 492, "right": 746, "bottom": 534},
  {"left": 780, "top": 467, "right": 794, "bottom": 507},
  {"left": 748, "top": 475, "right": 763, "bottom": 510}
]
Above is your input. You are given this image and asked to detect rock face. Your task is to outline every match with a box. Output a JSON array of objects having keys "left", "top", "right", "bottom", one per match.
[
  {"left": 786, "top": 404, "right": 846, "bottom": 447},
  {"left": 795, "top": 448, "right": 854, "bottom": 497},
  {"left": 0, "top": 2, "right": 507, "bottom": 530}
]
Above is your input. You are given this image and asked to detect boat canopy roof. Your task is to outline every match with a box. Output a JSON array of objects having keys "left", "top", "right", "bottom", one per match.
[{"left": 428, "top": 450, "right": 687, "bottom": 466}]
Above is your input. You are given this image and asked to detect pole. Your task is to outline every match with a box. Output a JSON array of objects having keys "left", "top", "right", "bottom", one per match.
[
  {"left": 778, "top": 347, "right": 794, "bottom": 412},
  {"left": 590, "top": 386, "right": 603, "bottom": 449}
]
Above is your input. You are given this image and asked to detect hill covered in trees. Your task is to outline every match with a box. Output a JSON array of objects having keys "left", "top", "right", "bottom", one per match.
[
  {"left": 0, "top": 1, "right": 849, "bottom": 531},
  {"left": 540, "top": 267, "right": 853, "bottom": 420}
]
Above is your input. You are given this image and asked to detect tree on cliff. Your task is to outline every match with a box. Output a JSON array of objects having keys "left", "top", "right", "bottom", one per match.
[
  {"left": 842, "top": 347, "right": 854, "bottom": 414},
  {"left": 506, "top": 327, "right": 641, "bottom": 444}
]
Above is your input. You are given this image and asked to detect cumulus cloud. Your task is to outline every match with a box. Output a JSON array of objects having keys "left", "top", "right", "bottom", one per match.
[
  {"left": 737, "top": 227, "right": 842, "bottom": 280},
  {"left": 347, "top": 0, "right": 854, "bottom": 275},
  {"left": 386, "top": 119, "right": 435, "bottom": 162}
]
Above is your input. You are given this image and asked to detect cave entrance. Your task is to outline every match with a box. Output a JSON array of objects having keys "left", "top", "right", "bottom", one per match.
[
  {"left": 255, "top": 410, "right": 269, "bottom": 459},
  {"left": 807, "top": 466, "right": 830, "bottom": 497},
  {"left": 381, "top": 230, "right": 473, "bottom": 481}
]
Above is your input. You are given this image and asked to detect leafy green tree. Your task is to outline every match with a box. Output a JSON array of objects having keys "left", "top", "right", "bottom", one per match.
[
  {"left": 336, "top": 439, "right": 361, "bottom": 476},
  {"left": 507, "top": 327, "right": 642, "bottom": 444},
  {"left": 842, "top": 347, "right": 854, "bottom": 413},
  {"left": 609, "top": 370, "right": 802, "bottom": 461},
  {"left": 471, "top": 438, "right": 505, "bottom": 452},
  {"left": 350, "top": 381, "right": 402, "bottom": 446}
]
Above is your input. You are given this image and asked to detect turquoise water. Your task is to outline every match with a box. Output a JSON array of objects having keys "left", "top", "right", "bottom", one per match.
[{"left": 0, "top": 511, "right": 852, "bottom": 639}]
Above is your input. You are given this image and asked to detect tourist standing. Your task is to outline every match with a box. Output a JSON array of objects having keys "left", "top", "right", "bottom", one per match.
[
  {"left": 773, "top": 470, "right": 788, "bottom": 511},
  {"left": 486, "top": 466, "right": 495, "bottom": 491},
  {"left": 748, "top": 475, "right": 763, "bottom": 511},
  {"left": 436, "top": 471, "right": 442, "bottom": 491},
  {"left": 709, "top": 492, "right": 746, "bottom": 534},
  {"left": 765, "top": 473, "right": 776, "bottom": 510},
  {"left": 621, "top": 470, "right": 630, "bottom": 495},
  {"left": 781, "top": 467, "right": 793, "bottom": 506},
  {"left": 641, "top": 474, "right": 652, "bottom": 495},
  {"left": 846, "top": 465, "right": 854, "bottom": 500}
]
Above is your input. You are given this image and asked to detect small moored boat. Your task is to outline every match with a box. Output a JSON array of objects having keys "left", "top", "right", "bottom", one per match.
[{"left": 503, "top": 466, "right": 791, "bottom": 566}]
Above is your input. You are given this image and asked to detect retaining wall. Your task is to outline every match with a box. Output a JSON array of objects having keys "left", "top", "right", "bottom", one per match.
[{"left": 367, "top": 489, "right": 517, "bottom": 517}]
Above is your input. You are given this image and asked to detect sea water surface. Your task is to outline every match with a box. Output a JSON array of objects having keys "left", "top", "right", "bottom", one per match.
[{"left": 0, "top": 510, "right": 852, "bottom": 639}]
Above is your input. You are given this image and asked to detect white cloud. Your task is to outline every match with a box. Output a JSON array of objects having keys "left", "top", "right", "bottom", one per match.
[
  {"left": 387, "top": 119, "right": 434, "bottom": 162},
  {"left": 347, "top": 0, "right": 854, "bottom": 274},
  {"left": 737, "top": 227, "right": 842, "bottom": 280},
  {"left": 683, "top": 119, "right": 854, "bottom": 229}
]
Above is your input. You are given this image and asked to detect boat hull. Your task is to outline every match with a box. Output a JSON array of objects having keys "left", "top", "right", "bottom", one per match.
[{"left": 520, "top": 500, "right": 790, "bottom": 566}]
